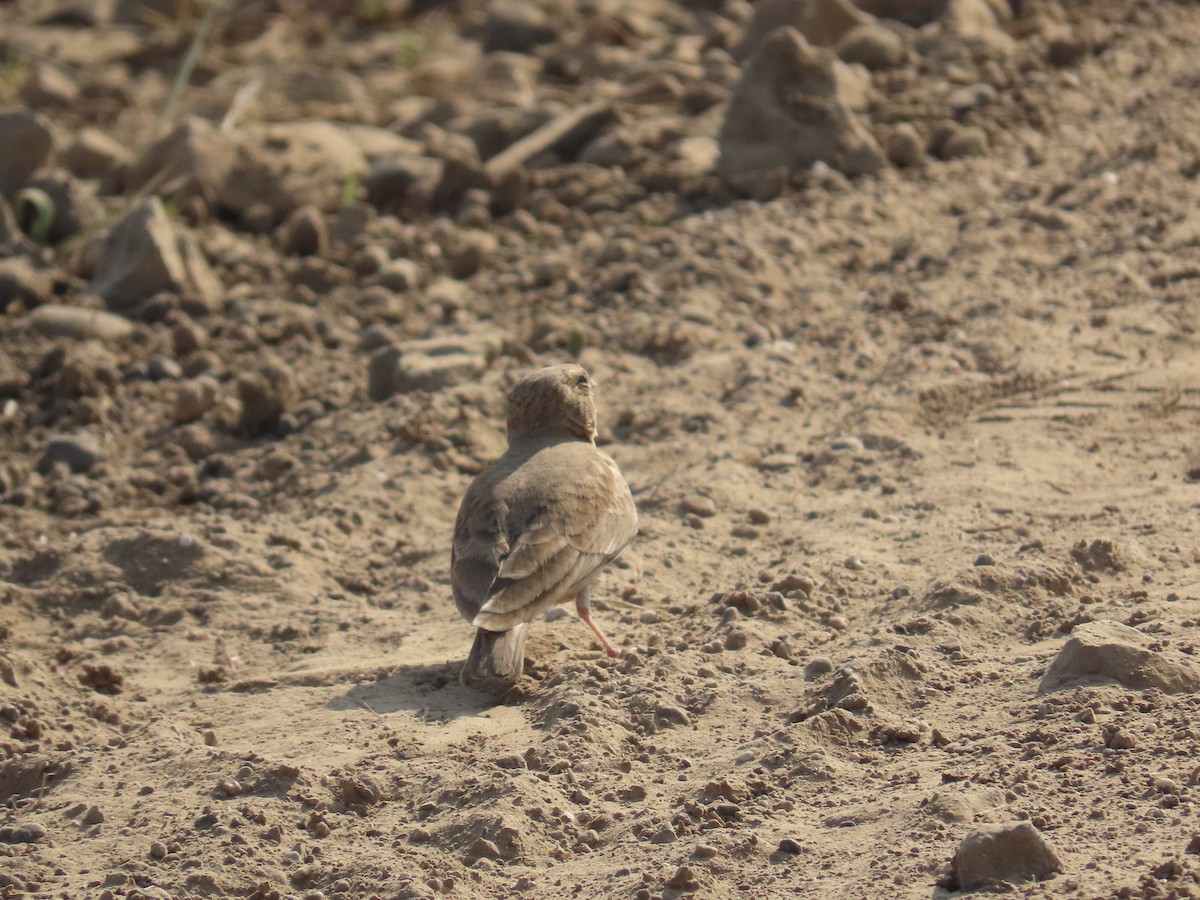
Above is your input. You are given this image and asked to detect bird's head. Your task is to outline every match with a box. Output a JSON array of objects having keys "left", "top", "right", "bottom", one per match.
[{"left": 506, "top": 364, "right": 598, "bottom": 444}]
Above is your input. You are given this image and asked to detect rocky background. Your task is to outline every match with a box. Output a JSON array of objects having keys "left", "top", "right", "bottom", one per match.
[{"left": 2, "top": 0, "right": 1200, "bottom": 897}]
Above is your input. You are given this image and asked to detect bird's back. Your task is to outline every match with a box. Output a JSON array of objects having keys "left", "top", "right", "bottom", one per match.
[{"left": 451, "top": 437, "right": 636, "bottom": 626}]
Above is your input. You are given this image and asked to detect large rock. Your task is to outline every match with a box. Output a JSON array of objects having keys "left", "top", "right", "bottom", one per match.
[
  {"left": 62, "top": 128, "right": 134, "bottom": 180},
  {"left": 0, "top": 108, "right": 55, "bottom": 196},
  {"left": 368, "top": 332, "right": 503, "bottom": 401},
  {"left": 90, "top": 198, "right": 222, "bottom": 312},
  {"left": 127, "top": 119, "right": 409, "bottom": 224},
  {"left": 1041, "top": 620, "right": 1200, "bottom": 695},
  {"left": 718, "top": 28, "right": 884, "bottom": 191},
  {"left": 950, "top": 822, "right": 1061, "bottom": 891},
  {"left": 734, "top": 0, "right": 874, "bottom": 61},
  {"left": 125, "top": 118, "right": 238, "bottom": 211}
]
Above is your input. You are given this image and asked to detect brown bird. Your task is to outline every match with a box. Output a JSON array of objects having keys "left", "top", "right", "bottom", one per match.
[{"left": 451, "top": 364, "right": 638, "bottom": 686}]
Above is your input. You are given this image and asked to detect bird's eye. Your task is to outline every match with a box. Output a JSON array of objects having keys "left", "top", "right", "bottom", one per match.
[{"left": 576, "top": 373, "right": 591, "bottom": 387}]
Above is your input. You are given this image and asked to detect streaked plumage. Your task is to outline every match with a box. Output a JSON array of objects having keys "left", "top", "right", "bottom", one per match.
[{"left": 452, "top": 364, "right": 637, "bottom": 686}]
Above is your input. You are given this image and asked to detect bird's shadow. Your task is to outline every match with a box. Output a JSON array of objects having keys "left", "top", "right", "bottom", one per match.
[{"left": 326, "top": 660, "right": 522, "bottom": 720}]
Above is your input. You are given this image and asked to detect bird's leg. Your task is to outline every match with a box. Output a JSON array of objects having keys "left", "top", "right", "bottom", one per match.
[{"left": 575, "top": 586, "right": 620, "bottom": 657}]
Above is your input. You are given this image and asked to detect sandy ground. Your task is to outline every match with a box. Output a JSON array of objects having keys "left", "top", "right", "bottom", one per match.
[{"left": 2, "top": 0, "right": 1200, "bottom": 898}]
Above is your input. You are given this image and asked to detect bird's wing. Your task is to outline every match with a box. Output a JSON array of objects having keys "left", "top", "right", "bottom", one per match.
[
  {"left": 473, "top": 454, "right": 637, "bottom": 629},
  {"left": 450, "top": 488, "right": 507, "bottom": 622}
]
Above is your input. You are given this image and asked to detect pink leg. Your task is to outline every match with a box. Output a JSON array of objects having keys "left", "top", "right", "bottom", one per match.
[{"left": 575, "top": 587, "right": 621, "bottom": 657}]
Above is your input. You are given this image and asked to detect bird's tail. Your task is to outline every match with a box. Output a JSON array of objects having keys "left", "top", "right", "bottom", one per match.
[{"left": 460, "top": 623, "right": 529, "bottom": 687}]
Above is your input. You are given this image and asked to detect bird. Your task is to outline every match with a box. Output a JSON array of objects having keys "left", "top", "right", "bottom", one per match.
[{"left": 451, "top": 363, "right": 638, "bottom": 687}]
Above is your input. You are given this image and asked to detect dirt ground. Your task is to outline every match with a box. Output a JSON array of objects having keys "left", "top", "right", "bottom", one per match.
[{"left": 2, "top": 0, "right": 1200, "bottom": 897}]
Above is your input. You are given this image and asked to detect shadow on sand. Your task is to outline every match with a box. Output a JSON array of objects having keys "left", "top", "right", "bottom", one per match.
[{"left": 326, "top": 660, "right": 510, "bottom": 720}]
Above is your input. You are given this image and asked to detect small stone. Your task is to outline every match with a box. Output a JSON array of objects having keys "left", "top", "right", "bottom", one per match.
[
  {"left": 886, "top": 124, "right": 924, "bottom": 168},
  {"left": 948, "top": 83, "right": 997, "bottom": 115},
  {"left": 828, "top": 435, "right": 865, "bottom": 452},
  {"left": 665, "top": 865, "right": 699, "bottom": 891},
  {"left": 174, "top": 376, "right": 219, "bottom": 424},
  {"left": 150, "top": 840, "right": 168, "bottom": 859},
  {"left": 938, "top": 125, "right": 989, "bottom": 160},
  {"left": 236, "top": 361, "right": 295, "bottom": 432},
  {"left": 447, "top": 231, "right": 498, "bottom": 280},
  {"left": 778, "top": 837, "right": 803, "bottom": 854},
  {"left": 0, "top": 258, "right": 53, "bottom": 311},
  {"left": 203, "top": 729, "right": 218, "bottom": 746},
  {"left": 748, "top": 508, "right": 771, "bottom": 525},
  {"left": 837, "top": 23, "right": 906, "bottom": 69},
  {"left": 83, "top": 805, "right": 105, "bottom": 825},
  {"left": 1154, "top": 777, "right": 1179, "bottom": 794},
  {"left": 654, "top": 705, "right": 692, "bottom": 728},
  {"left": 37, "top": 434, "right": 104, "bottom": 474},
  {"left": 147, "top": 355, "right": 183, "bottom": 380},
  {"left": 280, "top": 205, "right": 328, "bottom": 257},
  {"left": 639, "top": 610, "right": 660, "bottom": 624},
  {"left": 843, "top": 555, "right": 865, "bottom": 571},
  {"left": 0, "top": 108, "right": 54, "bottom": 195},
  {"left": 681, "top": 494, "right": 717, "bottom": 518},
  {"left": 974, "top": 553, "right": 995, "bottom": 566},
  {"left": 482, "top": 0, "right": 558, "bottom": 53},
  {"left": 377, "top": 258, "right": 420, "bottom": 292},
  {"left": 170, "top": 320, "right": 207, "bottom": 357},
  {"left": 26, "top": 303, "right": 134, "bottom": 341},
  {"left": 725, "top": 629, "right": 749, "bottom": 651},
  {"left": 805, "top": 657, "right": 834, "bottom": 677},
  {"left": 650, "top": 824, "right": 677, "bottom": 844},
  {"left": 772, "top": 573, "right": 815, "bottom": 596},
  {"left": 950, "top": 821, "right": 1061, "bottom": 891},
  {"left": 61, "top": 128, "right": 131, "bottom": 180},
  {"left": 21, "top": 63, "right": 80, "bottom": 108}
]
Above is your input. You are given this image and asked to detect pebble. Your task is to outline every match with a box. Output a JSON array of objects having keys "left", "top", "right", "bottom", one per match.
[
  {"left": 37, "top": 434, "right": 104, "bottom": 474},
  {"left": 236, "top": 361, "right": 295, "bottom": 432},
  {"left": 747, "top": 508, "right": 770, "bottom": 525},
  {"left": 1, "top": 259, "right": 53, "bottom": 311},
  {"left": 639, "top": 610, "right": 660, "bottom": 624},
  {"left": 838, "top": 23, "right": 906, "bottom": 69},
  {"left": 147, "top": 355, "right": 183, "bottom": 381},
  {"left": 843, "top": 556, "right": 865, "bottom": 571},
  {"left": 805, "top": 657, "right": 834, "bottom": 678},
  {"left": 778, "top": 837, "right": 803, "bottom": 854},
  {"left": 0, "top": 107, "right": 54, "bottom": 195},
  {"left": 150, "top": 840, "right": 168, "bottom": 859},
  {"left": 830, "top": 436, "right": 866, "bottom": 453},
  {"left": 174, "top": 376, "right": 219, "bottom": 423},
  {"left": 654, "top": 705, "right": 692, "bottom": 728},
  {"left": 25, "top": 303, "right": 134, "bottom": 342},
  {"left": 666, "top": 866, "right": 699, "bottom": 890},
  {"left": 939, "top": 125, "right": 989, "bottom": 160},
  {"left": 377, "top": 258, "right": 420, "bottom": 291},
  {"left": 974, "top": 553, "right": 995, "bottom": 566},
  {"left": 170, "top": 320, "right": 208, "bottom": 357},
  {"left": 280, "top": 205, "right": 328, "bottom": 257},
  {"left": 650, "top": 824, "right": 677, "bottom": 844},
  {"left": 724, "top": 628, "right": 748, "bottom": 651},
  {"left": 681, "top": 493, "right": 718, "bottom": 517},
  {"left": 83, "top": 805, "right": 105, "bottom": 825}
]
